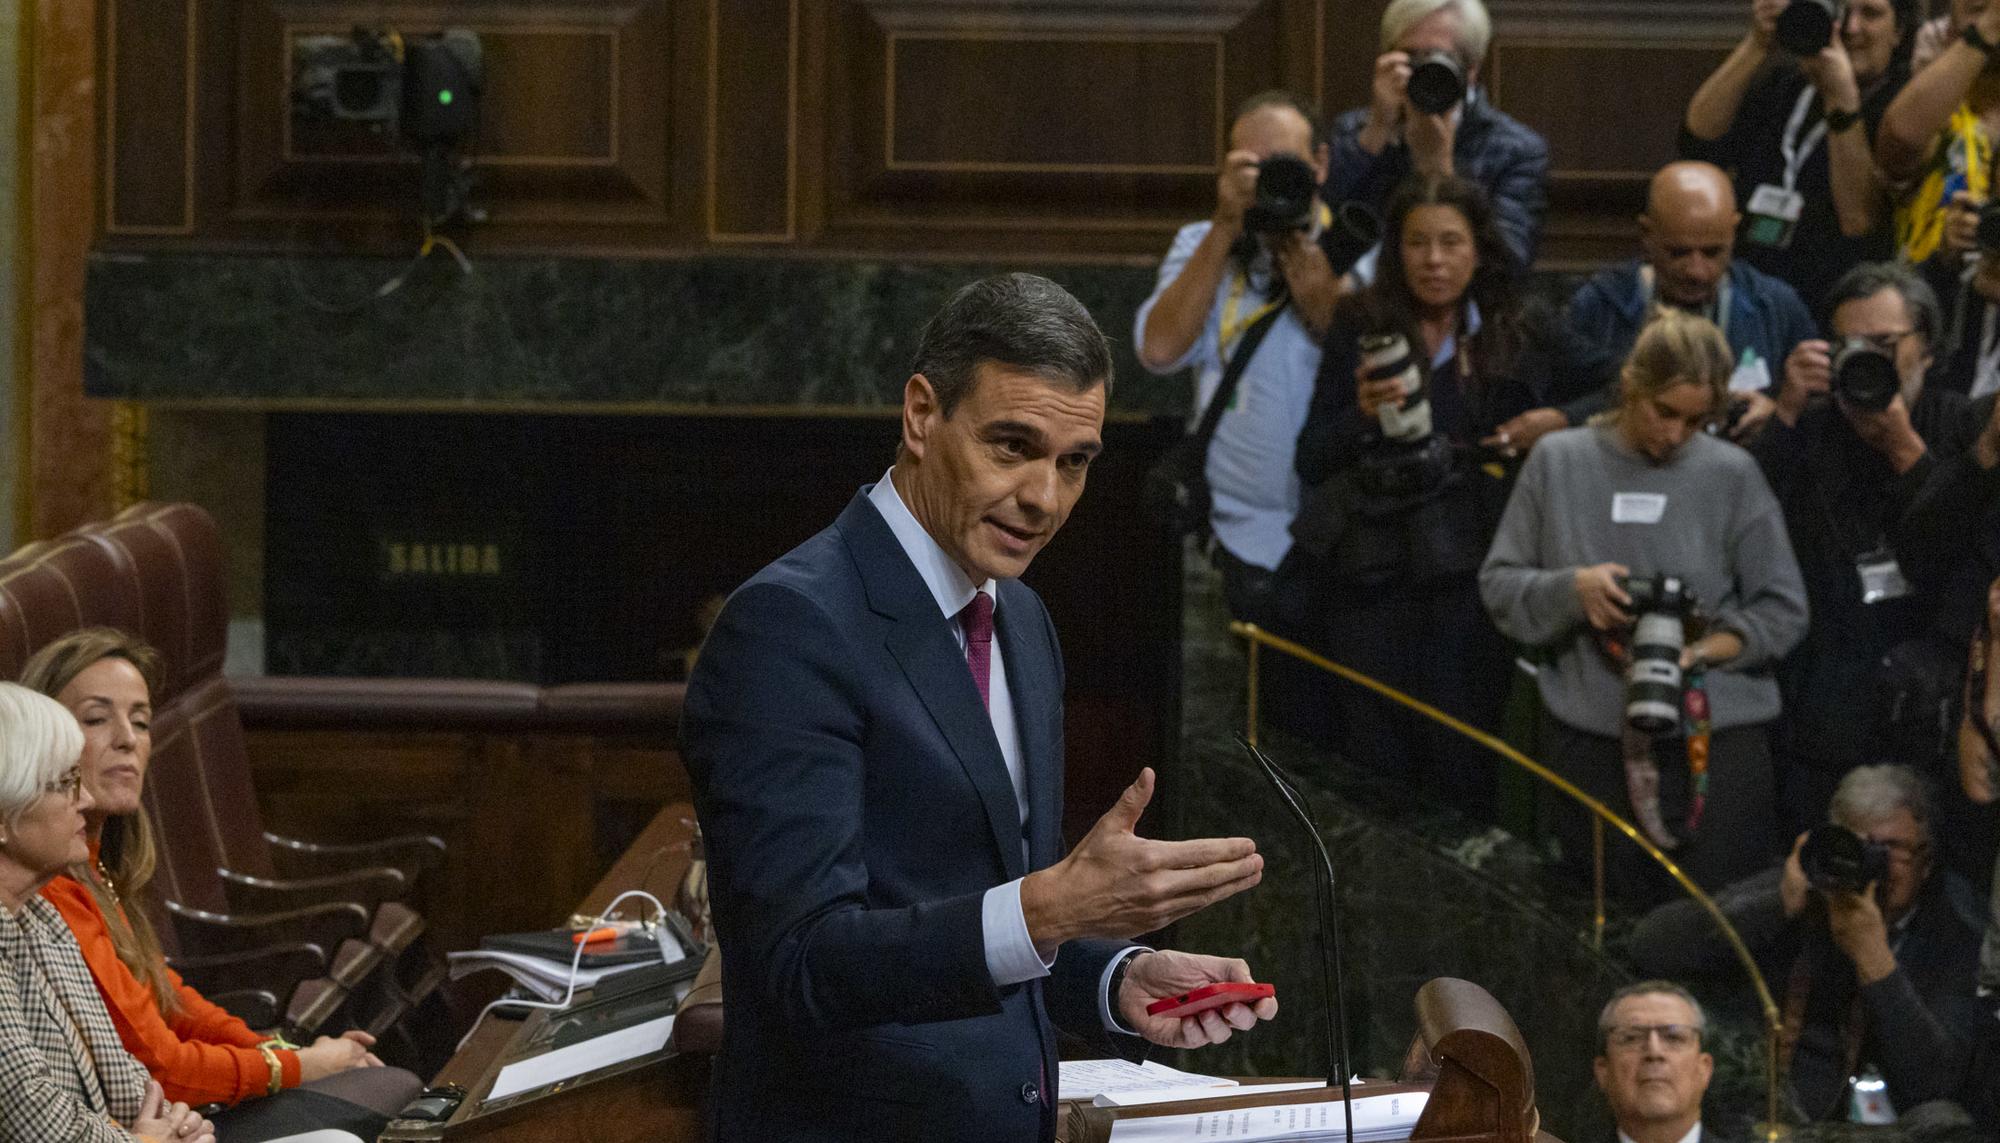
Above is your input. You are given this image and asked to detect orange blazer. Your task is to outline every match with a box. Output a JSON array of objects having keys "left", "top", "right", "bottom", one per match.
[{"left": 40, "top": 873, "right": 302, "bottom": 1106}]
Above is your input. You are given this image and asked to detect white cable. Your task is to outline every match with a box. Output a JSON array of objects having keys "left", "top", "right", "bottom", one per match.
[{"left": 456, "top": 889, "right": 679, "bottom": 1052}]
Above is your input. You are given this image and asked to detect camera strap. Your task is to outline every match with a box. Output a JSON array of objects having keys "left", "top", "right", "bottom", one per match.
[
  {"left": 1598, "top": 629, "right": 1713, "bottom": 849},
  {"left": 1802, "top": 426, "right": 1914, "bottom": 604},
  {"left": 1218, "top": 273, "right": 1285, "bottom": 370}
]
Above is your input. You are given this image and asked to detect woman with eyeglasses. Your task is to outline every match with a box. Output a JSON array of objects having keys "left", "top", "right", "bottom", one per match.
[
  {"left": 22, "top": 630, "right": 421, "bottom": 1143},
  {"left": 0, "top": 680, "right": 217, "bottom": 1143}
]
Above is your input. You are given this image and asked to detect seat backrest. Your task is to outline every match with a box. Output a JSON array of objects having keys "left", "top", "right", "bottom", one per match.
[
  {"left": 0, "top": 533, "right": 146, "bottom": 678},
  {"left": 89, "top": 503, "right": 272, "bottom": 878},
  {"left": 141, "top": 701, "right": 235, "bottom": 913}
]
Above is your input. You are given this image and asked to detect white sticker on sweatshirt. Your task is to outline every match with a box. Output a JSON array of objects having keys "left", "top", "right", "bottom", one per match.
[{"left": 1612, "top": 493, "right": 1667, "bottom": 525}]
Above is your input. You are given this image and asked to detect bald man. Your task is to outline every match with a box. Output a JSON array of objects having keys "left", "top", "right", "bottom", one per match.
[{"left": 1483, "top": 161, "right": 1819, "bottom": 455}]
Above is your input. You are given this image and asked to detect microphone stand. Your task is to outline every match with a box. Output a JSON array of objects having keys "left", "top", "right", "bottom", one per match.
[{"left": 1235, "top": 731, "right": 1354, "bottom": 1143}]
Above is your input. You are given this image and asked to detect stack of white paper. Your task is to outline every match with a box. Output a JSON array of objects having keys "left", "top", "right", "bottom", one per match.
[
  {"left": 1058, "top": 1059, "right": 1237, "bottom": 1102},
  {"left": 485, "top": 1013, "right": 677, "bottom": 1101},
  {"left": 1107, "top": 1090, "right": 1427, "bottom": 1142}
]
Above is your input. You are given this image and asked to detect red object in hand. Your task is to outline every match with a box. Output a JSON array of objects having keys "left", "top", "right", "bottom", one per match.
[{"left": 1144, "top": 981, "right": 1275, "bottom": 1018}]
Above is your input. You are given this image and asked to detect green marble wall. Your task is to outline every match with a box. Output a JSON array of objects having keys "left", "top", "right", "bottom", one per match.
[{"left": 84, "top": 253, "right": 1176, "bottom": 411}]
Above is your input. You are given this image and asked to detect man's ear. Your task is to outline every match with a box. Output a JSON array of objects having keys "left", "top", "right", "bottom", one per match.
[
  {"left": 1696, "top": 1050, "right": 1714, "bottom": 1090},
  {"left": 1312, "top": 140, "right": 1332, "bottom": 186},
  {"left": 1592, "top": 1054, "right": 1609, "bottom": 1092},
  {"left": 903, "top": 373, "right": 941, "bottom": 460}
]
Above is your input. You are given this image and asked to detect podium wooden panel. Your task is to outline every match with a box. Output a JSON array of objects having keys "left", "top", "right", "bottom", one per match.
[{"left": 385, "top": 802, "right": 708, "bottom": 1142}]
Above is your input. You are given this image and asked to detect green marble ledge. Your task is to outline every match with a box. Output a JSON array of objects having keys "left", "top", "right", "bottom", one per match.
[{"left": 83, "top": 251, "right": 1180, "bottom": 412}]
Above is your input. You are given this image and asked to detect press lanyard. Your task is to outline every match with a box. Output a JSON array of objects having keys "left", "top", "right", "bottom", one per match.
[
  {"left": 1218, "top": 273, "right": 1283, "bottom": 370},
  {"left": 1780, "top": 87, "right": 1830, "bottom": 194},
  {"left": 1639, "top": 265, "right": 1732, "bottom": 341}
]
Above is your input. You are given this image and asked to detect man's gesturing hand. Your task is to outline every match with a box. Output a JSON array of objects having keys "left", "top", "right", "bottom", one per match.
[
  {"left": 1020, "top": 768, "right": 1263, "bottom": 950},
  {"left": 1117, "top": 950, "right": 1280, "bottom": 1049}
]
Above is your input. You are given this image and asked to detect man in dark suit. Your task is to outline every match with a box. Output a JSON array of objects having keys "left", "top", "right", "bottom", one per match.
[
  {"left": 1594, "top": 982, "right": 1725, "bottom": 1143},
  {"left": 684, "top": 274, "right": 1279, "bottom": 1143}
]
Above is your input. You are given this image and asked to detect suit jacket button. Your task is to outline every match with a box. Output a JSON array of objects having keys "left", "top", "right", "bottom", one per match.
[{"left": 1020, "top": 1082, "right": 1040, "bottom": 1106}]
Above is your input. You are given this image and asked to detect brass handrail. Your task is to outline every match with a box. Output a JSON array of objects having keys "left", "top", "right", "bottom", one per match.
[{"left": 1230, "top": 621, "right": 1788, "bottom": 1139}]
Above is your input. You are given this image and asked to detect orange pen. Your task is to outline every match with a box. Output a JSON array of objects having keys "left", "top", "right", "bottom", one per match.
[{"left": 571, "top": 927, "right": 620, "bottom": 946}]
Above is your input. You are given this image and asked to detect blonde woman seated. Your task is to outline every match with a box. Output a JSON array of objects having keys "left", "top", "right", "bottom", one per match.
[
  {"left": 0, "top": 680, "right": 216, "bottom": 1143},
  {"left": 22, "top": 630, "right": 422, "bottom": 1142}
]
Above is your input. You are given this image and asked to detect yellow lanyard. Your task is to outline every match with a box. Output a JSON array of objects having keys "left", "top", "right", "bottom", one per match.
[{"left": 1218, "top": 273, "right": 1284, "bottom": 370}]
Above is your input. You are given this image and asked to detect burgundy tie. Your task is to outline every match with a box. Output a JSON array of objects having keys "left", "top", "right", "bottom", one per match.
[{"left": 960, "top": 590, "right": 994, "bottom": 708}]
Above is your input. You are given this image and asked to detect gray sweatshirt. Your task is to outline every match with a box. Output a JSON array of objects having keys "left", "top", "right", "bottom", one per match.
[{"left": 1479, "top": 424, "right": 1809, "bottom": 736}]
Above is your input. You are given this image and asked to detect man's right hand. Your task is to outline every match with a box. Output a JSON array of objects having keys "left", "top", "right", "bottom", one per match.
[
  {"left": 1214, "top": 149, "right": 1261, "bottom": 237},
  {"left": 1359, "top": 51, "right": 1413, "bottom": 153},
  {"left": 1574, "top": 563, "right": 1632, "bottom": 631},
  {"left": 1778, "top": 339, "right": 1832, "bottom": 426},
  {"left": 1481, "top": 407, "right": 1569, "bottom": 458},
  {"left": 1020, "top": 768, "right": 1263, "bottom": 950},
  {"left": 1980, "top": 0, "right": 2000, "bottom": 46},
  {"left": 1780, "top": 830, "right": 1812, "bottom": 918}
]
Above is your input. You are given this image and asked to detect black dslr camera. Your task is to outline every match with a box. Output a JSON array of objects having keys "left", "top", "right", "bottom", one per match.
[
  {"left": 1621, "top": 574, "right": 1697, "bottom": 735},
  {"left": 1406, "top": 50, "right": 1467, "bottom": 115},
  {"left": 1776, "top": 0, "right": 1842, "bottom": 56},
  {"left": 1240, "top": 155, "right": 1382, "bottom": 276},
  {"left": 1799, "top": 822, "right": 1890, "bottom": 894}
]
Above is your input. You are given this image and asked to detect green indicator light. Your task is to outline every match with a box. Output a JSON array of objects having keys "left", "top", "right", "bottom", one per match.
[{"left": 438, "top": 90, "right": 454, "bottom": 105}]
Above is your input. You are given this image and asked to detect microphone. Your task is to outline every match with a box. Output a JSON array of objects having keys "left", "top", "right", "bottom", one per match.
[{"left": 1235, "top": 731, "right": 1355, "bottom": 1143}]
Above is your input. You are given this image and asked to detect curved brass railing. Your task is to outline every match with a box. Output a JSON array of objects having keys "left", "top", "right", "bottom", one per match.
[{"left": 1231, "top": 621, "right": 1788, "bottom": 1139}]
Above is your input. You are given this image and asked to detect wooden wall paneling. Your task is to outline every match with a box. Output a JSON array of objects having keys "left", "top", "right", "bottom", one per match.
[
  {"left": 814, "top": 0, "right": 1307, "bottom": 256},
  {"left": 709, "top": 0, "right": 797, "bottom": 241},
  {"left": 29, "top": 0, "right": 113, "bottom": 539},
  {"left": 103, "top": 0, "right": 195, "bottom": 235},
  {"left": 1321, "top": 0, "right": 1389, "bottom": 113}
]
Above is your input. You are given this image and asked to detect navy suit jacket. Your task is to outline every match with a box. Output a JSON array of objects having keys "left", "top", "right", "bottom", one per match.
[{"left": 683, "top": 489, "right": 1141, "bottom": 1142}]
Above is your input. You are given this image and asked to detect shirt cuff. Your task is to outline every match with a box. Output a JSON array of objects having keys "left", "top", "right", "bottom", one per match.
[
  {"left": 982, "top": 879, "right": 1055, "bottom": 988},
  {"left": 1099, "top": 946, "right": 1152, "bottom": 1036}
]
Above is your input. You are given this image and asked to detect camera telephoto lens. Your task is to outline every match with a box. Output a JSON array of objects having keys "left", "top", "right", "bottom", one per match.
[
  {"left": 1242, "top": 154, "right": 1319, "bottom": 235},
  {"left": 1621, "top": 575, "right": 1694, "bottom": 735},
  {"left": 1406, "top": 51, "right": 1467, "bottom": 116},
  {"left": 1798, "top": 822, "right": 1890, "bottom": 894},
  {"left": 1775, "top": 0, "right": 1838, "bottom": 57},
  {"left": 1831, "top": 337, "right": 1900, "bottom": 411}
]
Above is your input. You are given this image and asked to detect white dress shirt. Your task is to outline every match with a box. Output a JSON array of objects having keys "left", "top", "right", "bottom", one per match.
[
  {"left": 867, "top": 473, "right": 1144, "bottom": 1031},
  {"left": 1618, "top": 1122, "right": 1702, "bottom": 1143}
]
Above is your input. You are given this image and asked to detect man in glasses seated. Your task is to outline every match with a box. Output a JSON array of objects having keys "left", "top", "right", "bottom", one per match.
[
  {"left": 1630, "top": 764, "right": 1989, "bottom": 1128},
  {"left": 1593, "top": 982, "right": 1720, "bottom": 1143}
]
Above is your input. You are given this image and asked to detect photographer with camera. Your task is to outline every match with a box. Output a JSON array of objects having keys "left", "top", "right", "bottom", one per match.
[
  {"left": 1326, "top": 0, "right": 1549, "bottom": 272},
  {"left": 1629, "top": 765, "right": 1989, "bottom": 1127},
  {"left": 1292, "top": 175, "right": 1584, "bottom": 818},
  {"left": 1750, "top": 264, "right": 1972, "bottom": 836},
  {"left": 1480, "top": 310, "right": 1807, "bottom": 904},
  {"left": 1488, "top": 163, "right": 1820, "bottom": 459},
  {"left": 1137, "top": 91, "right": 1345, "bottom": 739},
  {"left": 1681, "top": 0, "right": 1916, "bottom": 320},
  {"left": 1877, "top": 0, "right": 2000, "bottom": 266}
]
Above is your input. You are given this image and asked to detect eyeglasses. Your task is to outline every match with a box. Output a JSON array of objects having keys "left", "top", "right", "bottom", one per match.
[
  {"left": 1852, "top": 329, "right": 1915, "bottom": 354},
  {"left": 1606, "top": 1023, "right": 1702, "bottom": 1052},
  {"left": 41, "top": 766, "right": 82, "bottom": 804}
]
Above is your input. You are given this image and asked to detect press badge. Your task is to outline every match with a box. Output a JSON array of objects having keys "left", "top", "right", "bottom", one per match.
[
  {"left": 1856, "top": 548, "right": 1914, "bottom": 604},
  {"left": 1612, "top": 493, "right": 1667, "bottom": 525},
  {"left": 1729, "top": 348, "right": 1773, "bottom": 394},
  {"left": 1745, "top": 184, "right": 1805, "bottom": 249}
]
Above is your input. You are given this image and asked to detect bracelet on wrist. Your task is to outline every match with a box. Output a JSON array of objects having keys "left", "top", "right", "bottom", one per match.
[
  {"left": 257, "top": 1045, "right": 284, "bottom": 1097},
  {"left": 1824, "top": 106, "right": 1862, "bottom": 134}
]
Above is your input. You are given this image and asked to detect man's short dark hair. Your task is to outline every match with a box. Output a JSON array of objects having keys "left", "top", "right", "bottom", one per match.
[
  {"left": 1826, "top": 261, "right": 1943, "bottom": 351},
  {"left": 910, "top": 273, "right": 1113, "bottom": 418},
  {"left": 1596, "top": 980, "right": 1707, "bottom": 1052},
  {"left": 1233, "top": 90, "right": 1324, "bottom": 148}
]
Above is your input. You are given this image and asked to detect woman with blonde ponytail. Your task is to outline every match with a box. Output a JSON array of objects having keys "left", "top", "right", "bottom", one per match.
[{"left": 23, "top": 630, "right": 421, "bottom": 1142}]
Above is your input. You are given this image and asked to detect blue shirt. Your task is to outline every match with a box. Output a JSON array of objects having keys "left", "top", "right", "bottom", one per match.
[{"left": 1135, "top": 221, "right": 1323, "bottom": 570}]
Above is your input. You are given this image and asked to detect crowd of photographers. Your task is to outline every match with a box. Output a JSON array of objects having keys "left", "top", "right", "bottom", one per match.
[{"left": 1135, "top": 0, "right": 2000, "bottom": 1127}]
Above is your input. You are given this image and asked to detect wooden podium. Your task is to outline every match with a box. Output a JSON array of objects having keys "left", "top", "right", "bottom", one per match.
[{"left": 1060, "top": 977, "right": 1558, "bottom": 1143}]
